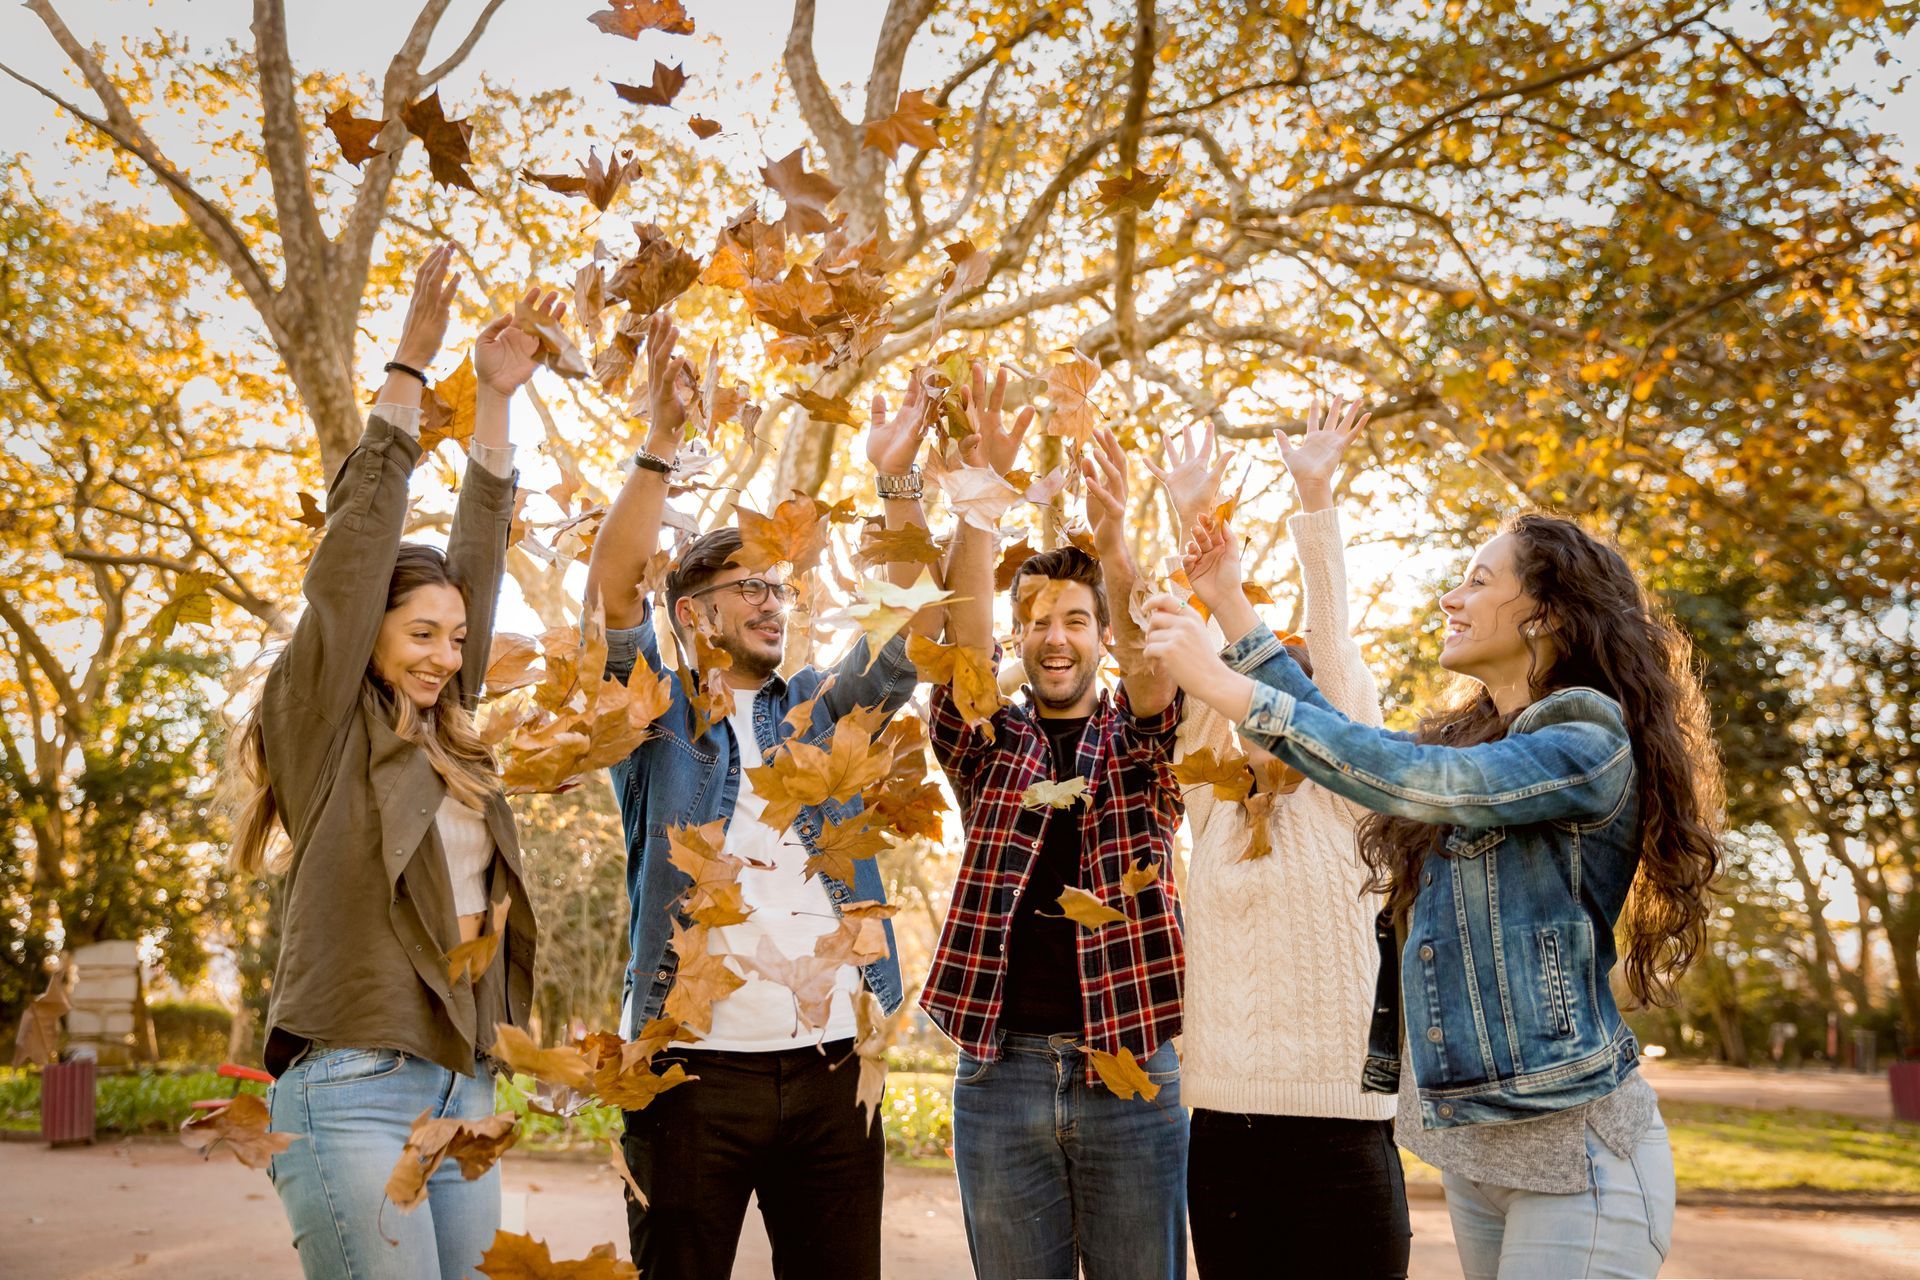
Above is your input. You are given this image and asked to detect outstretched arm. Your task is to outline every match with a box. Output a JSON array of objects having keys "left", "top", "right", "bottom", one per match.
[
  {"left": 1143, "top": 417, "right": 1233, "bottom": 539},
  {"left": 1086, "top": 426, "right": 1175, "bottom": 717},
  {"left": 584, "top": 313, "right": 687, "bottom": 631}
]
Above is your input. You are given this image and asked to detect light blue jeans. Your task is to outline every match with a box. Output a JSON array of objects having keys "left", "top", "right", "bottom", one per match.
[
  {"left": 267, "top": 1047, "right": 500, "bottom": 1280},
  {"left": 952, "top": 1033, "right": 1188, "bottom": 1280},
  {"left": 1442, "top": 1112, "right": 1675, "bottom": 1279}
]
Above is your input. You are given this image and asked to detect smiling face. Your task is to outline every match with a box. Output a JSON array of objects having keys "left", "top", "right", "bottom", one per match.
[
  {"left": 1018, "top": 578, "right": 1108, "bottom": 716},
  {"left": 675, "top": 564, "right": 788, "bottom": 684},
  {"left": 1438, "top": 532, "right": 1553, "bottom": 707},
  {"left": 372, "top": 583, "right": 468, "bottom": 710}
]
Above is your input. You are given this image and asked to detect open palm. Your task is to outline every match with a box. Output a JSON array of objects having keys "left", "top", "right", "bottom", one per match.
[
  {"left": 1277, "top": 397, "right": 1370, "bottom": 495},
  {"left": 475, "top": 287, "right": 564, "bottom": 397}
]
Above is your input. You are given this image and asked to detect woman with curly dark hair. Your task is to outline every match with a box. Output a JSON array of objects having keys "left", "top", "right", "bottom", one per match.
[{"left": 1142, "top": 509, "right": 1721, "bottom": 1279}]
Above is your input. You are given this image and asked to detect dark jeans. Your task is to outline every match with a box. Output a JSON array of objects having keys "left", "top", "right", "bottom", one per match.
[
  {"left": 619, "top": 1039, "right": 882, "bottom": 1280},
  {"left": 1188, "top": 1110, "right": 1410, "bottom": 1279},
  {"left": 953, "top": 1033, "right": 1189, "bottom": 1280}
]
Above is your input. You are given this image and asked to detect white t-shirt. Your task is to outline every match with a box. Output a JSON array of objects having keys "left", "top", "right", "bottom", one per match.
[{"left": 693, "top": 686, "right": 860, "bottom": 1051}]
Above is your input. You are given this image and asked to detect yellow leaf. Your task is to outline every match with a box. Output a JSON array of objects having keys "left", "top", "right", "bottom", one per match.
[
  {"left": 1021, "top": 776, "right": 1090, "bottom": 809},
  {"left": 1051, "top": 885, "right": 1127, "bottom": 930},
  {"left": 1086, "top": 1045, "right": 1161, "bottom": 1102}
]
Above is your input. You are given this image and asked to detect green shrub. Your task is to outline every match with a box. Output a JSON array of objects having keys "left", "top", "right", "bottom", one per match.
[
  {"left": 494, "top": 1071, "right": 622, "bottom": 1150},
  {"left": 882, "top": 1071, "right": 953, "bottom": 1163},
  {"left": 0, "top": 1066, "right": 262, "bottom": 1134},
  {"left": 149, "top": 1001, "right": 233, "bottom": 1066}
]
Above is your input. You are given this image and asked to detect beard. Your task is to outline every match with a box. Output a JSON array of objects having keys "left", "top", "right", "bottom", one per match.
[
  {"left": 1023, "top": 651, "right": 1096, "bottom": 711},
  {"left": 714, "top": 624, "right": 782, "bottom": 682}
]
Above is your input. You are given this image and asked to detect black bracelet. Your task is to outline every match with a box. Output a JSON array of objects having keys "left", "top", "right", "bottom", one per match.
[
  {"left": 383, "top": 360, "right": 429, "bottom": 386},
  {"left": 630, "top": 450, "right": 671, "bottom": 476}
]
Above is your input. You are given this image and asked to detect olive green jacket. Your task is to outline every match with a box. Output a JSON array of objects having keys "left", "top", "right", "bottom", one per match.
[{"left": 260, "top": 417, "right": 534, "bottom": 1076}]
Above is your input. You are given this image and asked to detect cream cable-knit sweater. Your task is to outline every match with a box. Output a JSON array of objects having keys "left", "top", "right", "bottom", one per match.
[{"left": 1176, "top": 507, "right": 1396, "bottom": 1121}]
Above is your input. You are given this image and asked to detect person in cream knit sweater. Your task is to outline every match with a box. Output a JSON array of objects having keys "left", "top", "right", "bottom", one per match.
[{"left": 1151, "top": 403, "right": 1411, "bottom": 1278}]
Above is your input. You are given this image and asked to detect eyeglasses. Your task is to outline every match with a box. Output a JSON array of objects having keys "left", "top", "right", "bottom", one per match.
[{"left": 687, "top": 577, "right": 799, "bottom": 608}]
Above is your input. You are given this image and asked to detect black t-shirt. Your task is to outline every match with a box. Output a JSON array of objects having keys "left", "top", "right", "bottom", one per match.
[{"left": 1000, "top": 715, "right": 1091, "bottom": 1035}]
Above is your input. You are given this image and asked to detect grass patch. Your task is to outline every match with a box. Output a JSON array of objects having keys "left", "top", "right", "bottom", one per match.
[
  {"left": 1400, "top": 1100, "right": 1920, "bottom": 1194},
  {"left": 0, "top": 1067, "right": 265, "bottom": 1135}
]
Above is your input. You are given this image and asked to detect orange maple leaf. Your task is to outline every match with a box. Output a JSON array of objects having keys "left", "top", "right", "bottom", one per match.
[
  {"left": 733, "top": 494, "right": 835, "bottom": 574},
  {"left": 862, "top": 89, "right": 943, "bottom": 160}
]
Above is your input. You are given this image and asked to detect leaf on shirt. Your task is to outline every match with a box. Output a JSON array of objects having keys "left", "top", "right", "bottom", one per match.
[
  {"left": 851, "top": 990, "right": 898, "bottom": 1130},
  {"left": 445, "top": 895, "right": 513, "bottom": 984},
  {"left": 1021, "top": 776, "right": 1090, "bottom": 809},
  {"left": 1259, "top": 757, "right": 1308, "bottom": 796},
  {"left": 854, "top": 520, "right": 946, "bottom": 569},
  {"left": 803, "top": 817, "right": 894, "bottom": 885},
  {"left": 906, "top": 635, "right": 1004, "bottom": 732},
  {"left": 743, "top": 936, "right": 846, "bottom": 1034},
  {"left": 747, "top": 717, "right": 896, "bottom": 833},
  {"left": 661, "top": 922, "right": 746, "bottom": 1036},
  {"left": 1050, "top": 885, "right": 1127, "bottom": 930},
  {"left": 385, "top": 1108, "right": 520, "bottom": 1212},
  {"left": 477, "top": 1231, "right": 639, "bottom": 1280},
  {"left": 835, "top": 570, "right": 955, "bottom": 662},
  {"left": 667, "top": 819, "right": 753, "bottom": 928},
  {"left": 1119, "top": 858, "right": 1160, "bottom": 897},
  {"left": 733, "top": 494, "right": 836, "bottom": 574},
  {"left": 178, "top": 1093, "right": 297, "bottom": 1170},
  {"left": 491, "top": 1023, "right": 595, "bottom": 1092},
  {"left": 1171, "top": 747, "right": 1256, "bottom": 803},
  {"left": 1085, "top": 1045, "right": 1161, "bottom": 1103}
]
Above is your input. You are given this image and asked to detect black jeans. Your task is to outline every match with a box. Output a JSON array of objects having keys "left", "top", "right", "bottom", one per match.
[
  {"left": 620, "top": 1039, "right": 883, "bottom": 1280},
  {"left": 1188, "top": 1110, "right": 1411, "bottom": 1279}
]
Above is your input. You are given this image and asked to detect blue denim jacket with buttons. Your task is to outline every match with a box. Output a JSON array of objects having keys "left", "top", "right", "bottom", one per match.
[
  {"left": 605, "top": 604, "right": 912, "bottom": 1038},
  {"left": 1223, "top": 622, "right": 1642, "bottom": 1128}
]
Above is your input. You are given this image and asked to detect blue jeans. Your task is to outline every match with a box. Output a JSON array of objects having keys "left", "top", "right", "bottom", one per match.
[
  {"left": 1442, "top": 1113, "right": 1675, "bottom": 1279},
  {"left": 267, "top": 1047, "right": 500, "bottom": 1279},
  {"left": 952, "top": 1033, "right": 1188, "bottom": 1280}
]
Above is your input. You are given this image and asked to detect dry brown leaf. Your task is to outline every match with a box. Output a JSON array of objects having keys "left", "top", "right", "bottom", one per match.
[
  {"left": 786, "top": 386, "right": 861, "bottom": 425},
  {"left": 1021, "top": 776, "right": 1090, "bottom": 809},
  {"left": 803, "top": 818, "right": 893, "bottom": 885},
  {"left": 850, "top": 990, "right": 895, "bottom": 1131},
  {"left": 906, "top": 635, "right": 1003, "bottom": 731},
  {"left": 385, "top": 1109, "right": 520, "bottom": 1211},
  {"left": 1091, "top": 168, "right": 1172, "bottom": 219},
  {"left": 688, "top": 115, "right": 722, "bottom": 139},
  {"left": 587, "top": 0, "right": 693, "bottom": 38},
  {"left": 485, "top": 633, "right": 543, "bottom": 695},
  {"left": 855, "top": 521, "right": 945, "bottom": 569},
  {"left": 760, "top": 147, "right": 842, "bottom": 236},
  {"left": 608, "top": 1138, "right": 648, "bottom": 1211},
  {"left": 1045, "top": 349, "right": 1103, "bottom": 446},
  {"left": 522, "top": 148, "right": 643, "bottom": 213},
  {"left": 1172, "top": 746, "right": 1256, "bottom": 803},
  {"left": 1052, "top": 885, "right": 1128, "bottom": 930},
  {"left": 593, "top": 1059, "right": 694, "bottom": 1112},
  {"left": 746, "top": 718, "right": 895, "bottom": 834},
  {"left": 613, "top": 61, "right": 688, "bottom": 109},
  {"left": 924, "top": 448, "right": 1022, "bottom": 530},
  {"left": 445, "top": 895, "right": 512, "bottom": 984},
  {"left": 743, "top": 936, "right": 847, "bottom": 1033},
  {"left": 994, "top": 537, "right": 1040, "bottom": 592},
  {"left": 1120, "top": 858, "right": 1160, "bottom": 897},
  {"left": 862, "top": 88, "right": 942, "bottom": 160},
  {"left": 478, "top": 1231, "right": 639, "bottom": 1280},
  {"left": 667, "top": 819, "right": 753, "bottom": 928},
  {"left": 1086, "top": 1044, "right": 1161, "bottom": 1102},
  {"left": 399, "top": 91, "right": 477, "bottom": 192},
  {"left": 325, "top": 103, "right": 387, "bottom": 167},
  {"left": 733, "top": 494, "right": 836, "bottom": 574},
  {"left": 491, "top": 1023, "right": 594, "bottom": 1092},
  {"left": 607, "top": 223, "right": 702, "bottom": 319},
  {"left": 661, "top": 922, "right": 744, "bottom": 1036},
  {"left": 860, "top": 773, "right": 946, "bottom": 842},
  {"left": 179, "top": 1093, "right": 296, "bottom": 1170},
  {"left": 422, "top": 355, "right": 478, "bottom": 454},
  {"left": 512, "top": 292, "right": 588, "bottom": 380}
]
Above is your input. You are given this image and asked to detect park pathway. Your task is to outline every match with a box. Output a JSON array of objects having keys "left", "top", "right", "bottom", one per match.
[{"left": 4, "top": 1137, "right": 1917, "bottom": 1279}]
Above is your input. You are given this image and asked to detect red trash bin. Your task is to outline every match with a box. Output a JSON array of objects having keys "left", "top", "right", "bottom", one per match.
[
  {"left": 1892, "top": 1060, "right": 1920, "bottom": 1124},
  {"left": 41, "top": 1058, "right": 97, "bottom": 1147}
]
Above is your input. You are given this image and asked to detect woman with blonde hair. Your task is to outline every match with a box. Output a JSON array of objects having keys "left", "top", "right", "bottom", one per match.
[{"left": 227, "top": 245, "right": 558, "bottom": 1279}]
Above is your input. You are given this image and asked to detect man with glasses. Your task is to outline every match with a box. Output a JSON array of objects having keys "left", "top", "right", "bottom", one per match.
[{"left": 583, "top": 314, "right": 943, "bottom": 1280}]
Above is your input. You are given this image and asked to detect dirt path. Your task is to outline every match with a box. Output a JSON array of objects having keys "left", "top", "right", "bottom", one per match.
[
  {"left": 1640, "top": 1060, "right": 1898, "bottom": 1119},
  {"left": 7, "top": 1138, "right": 1919, "bottom": 1279}
]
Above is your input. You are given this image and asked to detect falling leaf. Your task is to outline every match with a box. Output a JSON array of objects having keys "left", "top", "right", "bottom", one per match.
[
  {"left": 293, "top": 491, "right": 327, "bottom": 530},
  {"left": 521, "top": 148, "right": 643, "bottom": 213},
  {"left": 586, "top": 0, "right": 694, "bottom": 39},
  {"left": 385, "top": 1109, "right": 520, "bottom": 1211},
  {"left": 422, "top": 355, "right": 478, "bottom": 453},
  {"left": 607, "top": 1138, "right": 648, "bottom": 1210},
  {"left": 491, "top": 1023, "right": 594, "bottom": 1092},
  {"left": 1091, "top": 168, "right": 1171, "bottom": 219},
  {"left": 906, "top": 635, "right": 1004, "bottom": 730},
  {"left": 661, "top": 922, "right": 745, "bottom": 1036},
  {"left": 667, "top": 819, "right": 753, "bottom": 928},
  {"left": 855, "top": 521, "right": 945, "bottom": 569},
  {"left": 445, "top": 896, "right": 513, "bottom": 983},
  {"left": 747, "top": 716, "right": 895, "bottom": 833},
  {"left": 1086, "top": 1045, "right": 1161, "bottom": 1102},
  {"left": 836, "top": 571, "right": 954, "bottom": 659},
  {"left": 814, "top": 912, "right": 892, "bottom": 967},
  {"left": 924, "top": 449, "right": 1022, "bottom": 531},
  {"left": 850, "top": 990, "right": 895, "bottom": 1130},
  {"left": 512, "top": 292, "right": 589, "bottom": 380},
  {"left": 1172, "top": 746, "right": 1256, "bottom": 802},
  {"left": 1021, "top": 776, "right": 1090, "bottom": 809},
  {"left": 477, "top": 1232, "right": 638, "bottom": 1280},
  {"left": 994, "top": 537, "right": 1040, "bottom": 592},
  {"left": 11, "top": 971, "right": 68, "bottom": 1067},
  {"left": 688, "top": 115, "right": 722, "bottom": 139},
  {"left": 861, "top": 773, "right": 946, "bottom": 842},
  {"left": 485, "top": 634, "right": 542, "bottom": 695},
  {"left": 400, "top": 91, "right": 477, "bottom": 192},
  {"left": 1051, "top": 885, "right": 1127, "bottom": 929},
  {"left": 733, "top": 494, "right": 836, "bottom": 574},
  {"left": 179, "top": 1094, "right": 297, "bottom": 1170},
  {"left": 593, "top": 1059, "right": 694, "bottom": 1112},
  {"left": 804, "top": 818, "right": 894, "bottom": 884},
  {"left": 1120, "top": 859, "right": 1160, "bottom": 897},
  {"left": 606, "top": 223, "right": 702, "bottom": 318},
  {"left": 325, "top": 103, "right": 387, "bottom": 167},
  {"left": 862, "top": 88, "right": 943, "bottom": 160},
  {"left": 613, "top": 61, "right": 688, "bottom": 109},
  {"left": 743, "top": 935, "right": 847, "bottom": 1033},
  {"left": 760, "top": 147, "right": 842, "bottom": 236},
  {"left": 1045, "top": 349, "right": 1103, "bottom": 445},
  {"left": 1237, "top": 792, "right": 1277, "bottom": 862},
  {"left": 786, "top": 386, "right": 861, "bottom": 425}
]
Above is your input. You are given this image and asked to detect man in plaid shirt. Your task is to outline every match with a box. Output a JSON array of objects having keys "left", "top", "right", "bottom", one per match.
[{"left": 921, "top": 366, "right": 1189, "bottom": 1280}]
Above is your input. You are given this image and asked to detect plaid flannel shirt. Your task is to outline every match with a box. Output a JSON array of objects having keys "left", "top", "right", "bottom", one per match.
[{"left": 921, "top": 660, "right": 1186, "bottom": 1073}]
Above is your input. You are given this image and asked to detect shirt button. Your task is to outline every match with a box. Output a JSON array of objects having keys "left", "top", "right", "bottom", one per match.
[
  {"left": 1427, "top": 1027, "right": 1443, "bottom": 1043},
  {"left": 1419, "top": 945, "right": 1434, "bottom": 962}
]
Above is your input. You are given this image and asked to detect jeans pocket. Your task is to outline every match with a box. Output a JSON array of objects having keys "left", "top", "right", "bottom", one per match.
[
  {"left": 312, "top": 1047, "right": 408, "bottom": 1086},
  {"left": 955, "top": 1051, "right": 994, "bottom": 1087},
  {"left": 1144, "top": 1040, "right": 1181, "bottom": 1086}
]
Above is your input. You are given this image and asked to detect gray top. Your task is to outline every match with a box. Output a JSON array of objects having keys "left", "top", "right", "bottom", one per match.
[{"left": 1395, "top": 1062, "right": 1658, "bottom": 1194}]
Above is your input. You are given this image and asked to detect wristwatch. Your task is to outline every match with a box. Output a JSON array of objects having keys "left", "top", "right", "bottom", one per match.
[{"left": 875, "top": 465, "right": 924, "bottom": 501}]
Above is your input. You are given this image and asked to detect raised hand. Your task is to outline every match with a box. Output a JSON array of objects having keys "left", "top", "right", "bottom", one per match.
[
  {"left": 1081, "top": 426, "right": 1131, "bottom": 556},
  {"left": 643, "top": 312, "right": 689, "bottom": 449},
  {"left": 393, "top": 243, "right": 462, "bottom": 369},
  {"left": 1140, "top": 592, "right": 1237, "bottom": 699},
  {"left": 867, "top": 371, "right": 934, "bottom": 475},
  {"left": 959, "top": 362, "right": 1035, "bottom": 476},
  {"left": 475, "top": 287, "right": 564, "bottom": 398},
  {"left": 1143, "top": 418, "right": 1233, "bottom": 534},
  {"left": 1277, "top": 397, "right": 1370, "bottom": 512},
  {"left": 1182, "top": 515, "right": 1245, "bottom": 616}
]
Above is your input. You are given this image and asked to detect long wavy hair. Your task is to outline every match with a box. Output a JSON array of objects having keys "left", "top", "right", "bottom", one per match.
[
  {"left": 1357, "top": 513, "right": 1723, "bottom": 1007},
  {"left": 224, "top": 544, "right": 500, "bottom": 876}
]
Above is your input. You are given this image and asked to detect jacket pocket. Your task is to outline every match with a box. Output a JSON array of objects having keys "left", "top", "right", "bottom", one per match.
[
  {"left": 1536, "top": 928, "right": 1576, "bottom": 1038},
  {"left": 1445, "top": 827, "right": 1505, "bottom": 860}
]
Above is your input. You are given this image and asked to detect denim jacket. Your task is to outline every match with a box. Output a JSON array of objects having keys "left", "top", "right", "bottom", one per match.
[
  {"left": 1224, "top": 623, "right": 1642, "bottom": 1128},
  {"left": 604, "top": 605, "right": 914, "bottom": 1038}
]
